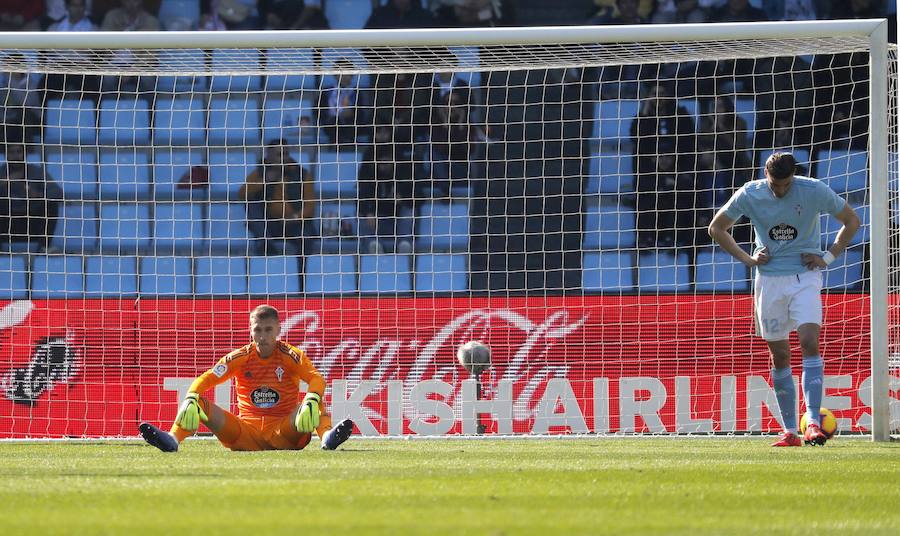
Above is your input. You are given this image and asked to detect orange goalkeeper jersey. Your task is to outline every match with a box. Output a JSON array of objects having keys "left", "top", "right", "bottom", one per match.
[{"left": 188, "top": 341, "right": 325, "bottom": 418}]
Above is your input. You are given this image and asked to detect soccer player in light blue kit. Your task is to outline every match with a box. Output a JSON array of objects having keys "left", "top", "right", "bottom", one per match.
[{"left": 708, "top": 152, "right": 860, "bottom": 447}]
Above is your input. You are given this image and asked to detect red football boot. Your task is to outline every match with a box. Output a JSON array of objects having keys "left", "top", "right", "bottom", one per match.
[
  {"left": 804, "top": 422, "right": 827, "bottom": 446},
  {"left": 771, "top": 431, "right": 802, "bottom": 447}
]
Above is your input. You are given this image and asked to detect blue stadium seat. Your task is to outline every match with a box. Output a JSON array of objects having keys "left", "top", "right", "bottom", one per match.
[
  {"left": 679, "top": 99, "right": 699, "bottom": 119},
  {"left": 757, "top": 148, "right": 810, "bottom": 179},
  {"left": 317, "top": 201, "right": 358, "bottom": 253},
  {"left": 816, "top": 149, "right": 868, "bottom": 195},
  {"left": 587, "top": 152, "right": 634, "bottom": 195},
  {"left": 154, "top": 202, "right": 207, "bottom": 254},
  {"left": 208, "top": 96, "right": 262, "bottom": 147},
  {"left": 637, "top": 251, "right": 691, "bottom": 292},
  {"left": 85, "top": 256, "right": 138, "bottom": 296},
  {"left": 316, "top": 151, "right": 362, "bottom": 200},
  {"left": 594, "top": 99, "right": 640, "bottom": 144},
  {"left": 359, "top": 254, "right": 412, "bottom": 293},
  {"left": 822, "top": 205, "right": 869, "bottom": 247},
  {"left": 0, "top": 255, "right": 28, "bottom": 299},
  {"left": 583, "top": 203, "right": 637, "bottom": 250},
  {"left": 734, "top": 98, "right": 756, "bottom": 134},
  {"left": 154, "top": 49, "right": 208, "bottom": 92},
  {"left": 98, "top": 99, "right": 151, "bottom": 146},
  {"left": 449, "top": 46, "right": 481, "bottom": 87},
  {"left": 248, "top": 256, "right": 301, "bottom": 294},
  {"left": 210, "top": 49, "right": 263, "bottom": 92},
  {"left": 44, "top": 99, "right": 97, "bottom": 145},
  {"left": 416, "top": 202, "right": 469, "bottom": 252},
  {"left": 158, "top": 0, "right": 201, "bottom": 30},
  {"left": 582, "top": 251, "right": 634, "bottom": 291},
  {"left": 44, "top": 148, "right": 98, "bottom": 200},
  {"left": 98, "top": 203, "right": 152, "bottom": 254},
  {"left": 264, "top": 48, "right": 317, "bottom": 92},
  {"left": 195, "top": 257, "right": 248, "bottom": 295},
  {"left": 31, "top": 255, "right": 84, "bottom": 298},
  {"left": 305, "top": 254, "right": 356, "bottom": 294},
  {"left": 99, "top": 149, "right": 151, "bottom": 200},
  {"left": 140, "top": 256, "right": 193, "bottom": 295},
  {"left": 415, "top": 254, "right": 467, "bottom": 292},
  {"left": 824, "top": 246, "right": 865, "bottom": 291},
  {"left": 694, "top": 247, "right": 750, "bottom": 292},
  {"left": 208, "top": 202, "right": 256, "bottom": 254},
  {"left": 51, "top": 202, "right": 98, "bottom": 253},
  {"left": 153, "top": 97, "right": 206, "bottom": 146},
  {"left": 152, "top": 148, "right": 205, "bottom": 201},
  {"left": 208, "top": 148, "right": 258, "bottom": 201},
  {"left": 324, "top": 0, "right": 372, "bottom": 29},
  {"left": 262, "top": 96, "right": 314, "bottom": 145}
]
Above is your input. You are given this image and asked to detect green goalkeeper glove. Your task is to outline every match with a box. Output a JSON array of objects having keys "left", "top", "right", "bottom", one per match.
[
  {"left": 175, "top": 392, "right": 207, "bottom": 432},
  {"left": 295, "top": 393, "right": 321, "bottom": 433}
]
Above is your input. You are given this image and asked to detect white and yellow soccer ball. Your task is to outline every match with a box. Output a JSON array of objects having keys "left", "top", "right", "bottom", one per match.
[
  {"left": 457, "top": 340, "right": 492, "bottom": 375},
  {"left": 800, "top": 407, "right": 838, "bottom": 439}
]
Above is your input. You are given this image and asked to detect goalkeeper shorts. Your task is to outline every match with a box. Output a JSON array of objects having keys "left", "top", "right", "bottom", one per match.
[{"left": 217, "top": 412, "right": 332, "bottom": 451}]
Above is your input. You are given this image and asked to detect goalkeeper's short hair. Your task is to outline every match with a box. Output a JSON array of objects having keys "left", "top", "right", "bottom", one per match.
[{"left": 251, "top": 304, "right": 280, "bottom": 323}]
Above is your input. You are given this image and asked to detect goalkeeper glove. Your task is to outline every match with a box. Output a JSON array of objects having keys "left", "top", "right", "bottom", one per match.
[
  {"left": 175, "top": 392, "right": 207, "bottom": 432},
  {"left": 295, "top": 392, "right": 321, "bottom": 433}
]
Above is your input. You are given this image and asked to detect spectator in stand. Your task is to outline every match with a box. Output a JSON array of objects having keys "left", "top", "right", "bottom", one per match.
[
  {"left": 260, "top": 0, "right": 328, "bottom": 29},
  {"left": 101, "top": 0, "right": 159, "bottom": 30},
  {"left": 365, "top": 0, "right": 433, "bottom": 29},
  {"left": 239, "top": 140, "right": 316, "bottom": 256},
  {"left": 760, "top": 0, "right": 828, "bottom": 20},
  {"left": 593, "top": 0, "right": 646, "bottom": 24},
  {"left": 317, "top": 59, "right": 363, "bottom": 146},
  {"left": 431, "top": 71, "right": 471, "bottom": 106},
  {"left": 0, "top": 0, "right": 45, "bottom": 30},
  {"left": 357, "top": 125, "right": 416, "bottom": 254},
  {"left": 199, "top": 0, "right": 228, "bottom": 30},
  {"left": 709, "top": 0, "right": 768, "bottom": 22},
  {"left": 0, "top": 134, "right": 63, "bottom": 253},
  {"left": 427, "top": 90, "right": 481, "bottom": 198},
  {"left": 596, "top": 0, "right": 652, "bottom": 98},
  {"left": 0, "top": 53, "right": 44, "bottom": 140},
  {"left": 652, "top": 0, "right": 709, "bottom": 24},
  {"left": 698, "top": 96, "right": 752, "bottom": 174},
  {"left": 41, "top": 0, "right": 93, "bottom": 29},
  {"left": 48, "top": 0, "right": 96, "bottom": 30},
  {"left": 371, "top": 71, "right": 433, "bottom": 144},
  {"left": 430, "top": 0, "right": 515, "bottom": 27},
  {"left": 44, "top": 0, "right": 100, "bottom": 99},
  {"left": 590, "top": 0, "right": 654, "bottom": 24}
]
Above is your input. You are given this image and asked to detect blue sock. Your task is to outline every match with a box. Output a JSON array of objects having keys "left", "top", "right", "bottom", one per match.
[
  {"left": 802, "top": 356, "right": 824, "bottom": 426},
  {"left": 772, "top": 366, "right": 796, "bottom": 432}
]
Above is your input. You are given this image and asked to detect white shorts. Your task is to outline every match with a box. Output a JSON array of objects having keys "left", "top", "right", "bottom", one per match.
[{"left": 754, "top": 270, "right": 823, "bottom": 341}]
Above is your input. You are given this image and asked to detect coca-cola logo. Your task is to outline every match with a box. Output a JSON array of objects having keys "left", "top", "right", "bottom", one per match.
[{"left": 250, "top": 386, "right": 279, "bottom": 408}]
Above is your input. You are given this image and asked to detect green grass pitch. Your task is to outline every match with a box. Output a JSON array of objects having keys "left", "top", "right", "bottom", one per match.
[{"left": 1, "top": 438, "right": 898, "bottom": 535}]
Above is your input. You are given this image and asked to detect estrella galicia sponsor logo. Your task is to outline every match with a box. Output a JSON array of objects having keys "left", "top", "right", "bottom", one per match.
[
  {"left": 250, "top": 386, "right": 279, "bottom": 408},
  {"left": 768, "top": 223, "right": 797, "bottom": 241}
]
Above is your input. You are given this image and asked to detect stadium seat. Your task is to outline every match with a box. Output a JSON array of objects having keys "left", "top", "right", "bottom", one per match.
[
  {"left": 153, "top": 202, "right": 207, "bottom": 254},
  {"left": 415, "top": 254, "right": 467, "bottom": 292},
  {"left": 207, "top": 96, "right": 262, "bottom": 147},
  {"left": 416, "top": 202, "right": 469, "bottom": 252},
  {"left": 583, "top": 203, "right": 637, "bottom": 250},
  {"left": 316, "top": 200, "right": 358, "bottom": 253},
  {"left": 324, "top": 0, "right": 372, "bottom": 29},
  {"left": 816, "top": 149, "right": 868, "bottom": 195},
  {"left": 99, "top": 149, "right": 152, "bottom": 200},
  {"left": 139, "top": 256, "right": 193, "bottom": 295},
  {"left": 152, "top": 148, "right": 205, "bottom": 201},
  {"left": 208, "top": 202, "right": 257, "bottom": 254},
  {"left": 757, "top": 148, "right": 810, "bottom": 179},
  {"left": 51, "top": 202, "right": 99, "bottom": 254},
  {"left": 44, "top": 147, "right": 99, "bottom": 200},
  {"left": 153, "top": 97, "right": 206, "bottom": 146},
  {"left": 31, "top": 255, "right": 84, "bottom": 298},
  {"left": 594, "top": 99, "right": 640, "bottom": 145},
  {"left": 449, "top": 46, "right": 481, "bottom": 87},
  {"left": 694, "top": 247, "right": 750, "bottom": 292},
  {"left": 734, "top": 98, "right": 756, "bottom": 134},
  {"left": 208, "top": 148, "right": 259, "bottom": 201},
  {"left": 316, "top": 151, "right": 362, "bottom": 200},
  {"left": 0, "top": 255, "right": 28, "bottom": 299},
  {"left": 824, "top": 246, "right": 865, "bottom": 291},
  {"left": 637, "top": 251, "right": 691, "bottom": 291},
  {"left": 98, "top": 203, "right": 152, "bottom": 254},
  {"left": 154, "top": 49, "right": 208, "bottom": 92},
  {"left": 98, "top": 98, "right": 151, "bottom": 146},
  {"left": 679, "top": 99, "right": 699, "bottom": 119},
  {"left": 822, "top": 205, "right": 869, "bottom": 247},
  {"left": 195, "top": 256, "right": 248, "bottom": 295},
  {"left": 587, "top": 152, "right": 634, "bottom": 195},
  {"left": 44, "top": 98, "right": 97, "bottom": 145},
  {"left": 582, "top": 251, "right": 635, "bottom": 291},
  {"left": 305, "top": 254, "right": 356, "bottom": 294},
  {"left": 264, "top": 48, "right": 317, "bottom": 92},
  {"left": 210, "top": 49, "right": 263, "bottom": 92},
  {"left": 85, "top": 256, "right": 138, "bottom": 296},
  {"left": 262, "top": 96, "right": 314, "bottom": 145},
  {"left": 248, "top": 256, "right": 301, "bottom": 295},
  {"left": 157, "top": 0, "right": 200, "bottom": 30},
  {"left": 359, "top": 254, "right": 412, "bottom": 293}
]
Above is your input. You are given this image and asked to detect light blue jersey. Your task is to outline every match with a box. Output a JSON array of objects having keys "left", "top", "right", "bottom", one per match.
[{"left": 722, "top": 176, "right": 846, "bottom": 276}]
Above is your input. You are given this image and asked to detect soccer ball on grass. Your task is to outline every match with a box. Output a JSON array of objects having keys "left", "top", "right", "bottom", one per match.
[
  {"left": 457, "top": 340, "right": 492, "bottom": 375},
  {"left": 799, "top": 407, "right": 838, "bottom": 439}
]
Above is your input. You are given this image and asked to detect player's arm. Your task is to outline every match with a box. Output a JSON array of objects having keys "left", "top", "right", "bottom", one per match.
[
  {"left": 291, "top": 345, "right": 327, "bottom": 433},
  {"left": 803, "top": 202, "right": 861, "bottom": 269},
  {"left": 708, "top": 209, "right": 769, "bottom": 267},
  {"left": 175, "top": 358, "right": 235, "bottom": 432}
]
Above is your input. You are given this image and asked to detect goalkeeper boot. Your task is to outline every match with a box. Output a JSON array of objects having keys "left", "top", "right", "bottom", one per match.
[
  {"left": 321, "top": 418, "right": 354, "bottom": 451},
  {"left": 803, "top": 422, "right": 827, "bottom": 446},
  {"left": 139, "top": 422, "right": 179, "bottom": 453},
  {"left": 770, "top": 431, "right": 802, "bottom": 447}
]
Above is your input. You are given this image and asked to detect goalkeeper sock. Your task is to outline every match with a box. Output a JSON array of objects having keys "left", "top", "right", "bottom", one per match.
[
  {"left": 772, "top": 366, "right": 796, "bottom": 433},
  {"left": 802, "top": 356, "right": 824, "bottom": 426}
]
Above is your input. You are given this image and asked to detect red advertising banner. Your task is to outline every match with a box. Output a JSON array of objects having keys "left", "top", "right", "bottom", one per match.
[{"left": 0, "top": 295, "right": 894, "bottom": 438}]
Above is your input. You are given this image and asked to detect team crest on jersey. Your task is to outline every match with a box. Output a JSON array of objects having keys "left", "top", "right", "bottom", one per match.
[
  {"left": 794, "top": 204, "right": 802, "bottom": 216},
  {"left": 769, "top": 223, "right": 797, "bottom": 241},
  {"left": 250, "top": 386, "right": 279, "bottom": 408},
  {"left": 275, "top": 366, "right": 284, "bottom": 382}
]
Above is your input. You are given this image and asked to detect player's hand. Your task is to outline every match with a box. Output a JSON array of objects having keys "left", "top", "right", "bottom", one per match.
[
  {"left": 802, "top": 253, "right": 827, "bottom": 270},
  {"left": 295, "top": 393, "right": 321, "bottom": 433},
  {"left": 749, "top": 247, "right": 770, "bottom": 267},
  {"left": 175, "top": 393, "right": 207, "bottom": 432}
]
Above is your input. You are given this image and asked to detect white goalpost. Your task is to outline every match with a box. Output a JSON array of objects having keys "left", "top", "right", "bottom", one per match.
[{"left": 0, "top": 20, "right": 895, "bottom": 440}]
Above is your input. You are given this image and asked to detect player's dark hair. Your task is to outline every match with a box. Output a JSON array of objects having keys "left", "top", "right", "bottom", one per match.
[
  {"left": 766, "top": 152, "right": 797, "bottom": 181},
  {"left": 250, "top": 304, "right": 280, "bottom": 323}
]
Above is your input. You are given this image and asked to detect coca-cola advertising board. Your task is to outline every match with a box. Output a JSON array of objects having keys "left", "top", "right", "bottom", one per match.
[{"left": 0, "top": 296, "right": 896, "bottom": 438}]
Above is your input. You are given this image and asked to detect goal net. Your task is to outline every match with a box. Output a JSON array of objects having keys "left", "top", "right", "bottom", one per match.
[{"left": 0, "top": 22, "right": 896, "bottom": 439}]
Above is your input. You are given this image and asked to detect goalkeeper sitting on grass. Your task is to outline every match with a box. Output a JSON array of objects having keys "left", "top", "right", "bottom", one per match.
[{"left": 139, "top": 305, "right": 353, "bottom": 452}]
